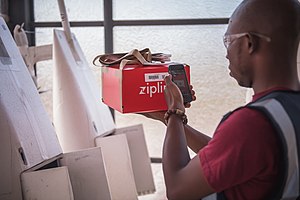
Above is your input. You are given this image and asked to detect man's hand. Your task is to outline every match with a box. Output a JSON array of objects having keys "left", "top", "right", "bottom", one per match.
[
  {"left": 184, "top": 85, "right": 196, "bottom": 108},
  {"left": 164, "top": 75, "right": 185, "bottom": 112},
  {"left": 138, "top": 78, "right": 196, "bottom": 123}
]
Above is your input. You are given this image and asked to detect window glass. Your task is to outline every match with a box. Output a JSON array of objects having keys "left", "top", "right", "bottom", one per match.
[
  {"left": 114, "top": 25, "right": 247, "bottom": 157},
  {"left": 35, "top": 27, "right": 104, "bottom": 119},
  {"left": 34, "top": 0, "right": 103, "bottom": 22},
  {"left": 113, "top": 0, "right": 243, "bottom": 20},
  {"left": 33, "top": 0, "right": 247, "bottom": 161}
]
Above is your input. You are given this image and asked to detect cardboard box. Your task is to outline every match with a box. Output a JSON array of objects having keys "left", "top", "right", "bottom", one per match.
[
  {"left": 59, "top": 147, "right": 111, "bottom": 200},
  {"left": 113, "top": 124, "right": 155, "bottom": 195},
  {"left": 22, "top": 131, "right": 152, "bottom": 200},
  {"left": 21, "top": 166, "right": 74, "bottom": 200},
  {"left": 0, "top": 17, "right": 62, "bottom": 200},
  {"left": 21, "top": 147, "right": 112, "bottom": 200},
  {"left": 101, "top": 63, "right": 190, "bottom": 113},
  {"left": 95, "top": 134, "right": 138, "bottom": 200}
]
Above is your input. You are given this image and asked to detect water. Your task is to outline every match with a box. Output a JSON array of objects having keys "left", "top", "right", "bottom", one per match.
[{"left": 33, "top": 0, "right": 247, "bottom": 199}]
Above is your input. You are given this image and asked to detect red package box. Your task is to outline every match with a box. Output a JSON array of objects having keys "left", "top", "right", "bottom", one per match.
[{"left": 101, "top": 63, "right": 190, "bottom": 113}]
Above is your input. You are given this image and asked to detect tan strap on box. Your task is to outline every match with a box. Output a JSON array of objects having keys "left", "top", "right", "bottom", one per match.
[{"left": 93, "top": 48, "right": 171, "bottom": 69}]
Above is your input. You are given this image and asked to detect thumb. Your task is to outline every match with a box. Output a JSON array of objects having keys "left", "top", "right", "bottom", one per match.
[{"left": 164, "top": 74, "right": 172, "bottom": 85}]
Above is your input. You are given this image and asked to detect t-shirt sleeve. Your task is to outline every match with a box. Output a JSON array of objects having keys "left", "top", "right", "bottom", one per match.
[{"left": 199, "top": 107, "right": 280, "bottom": 192}]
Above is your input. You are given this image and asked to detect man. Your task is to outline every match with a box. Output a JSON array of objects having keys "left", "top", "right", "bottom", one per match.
[{"left": 146, "top": 0, "right": 300, "bottom": 199}]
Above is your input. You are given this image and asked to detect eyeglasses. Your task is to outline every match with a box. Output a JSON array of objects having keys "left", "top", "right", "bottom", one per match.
[{"left": 223, "top": 32, "right": 271, "bottom": 49}]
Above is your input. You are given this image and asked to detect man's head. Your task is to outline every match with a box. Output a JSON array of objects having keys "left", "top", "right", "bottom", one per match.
[{"left": 224, "top": 0, "right": 300, "bottom": 92}]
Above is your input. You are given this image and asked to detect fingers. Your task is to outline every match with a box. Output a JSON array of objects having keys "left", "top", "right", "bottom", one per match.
[
  {"left": 189, "top": 84, "right": 196, "bottom": 102},
  {"left": 164, "top": 75, "right": 185, "bottom": 111},
  {"left": 164, "top": 74, "right": 172, "bottom": 85},
  {"left": 193, "top": 96, "right": 196, "bottom": 101},
  {"left": 192, "top": 93, "right": 196, "bottom": 101},
  {"left": 184, "top": 102, "right": 191, "bottom": 108},
  {"left": 191, "top": 88, "right": 195, "bottom": 96},
  {"left": 184, "top": 90, "right": 196, "bottom": 108},
  {"left": 164, "top": 75, "right": 181, "bottom": 97}
]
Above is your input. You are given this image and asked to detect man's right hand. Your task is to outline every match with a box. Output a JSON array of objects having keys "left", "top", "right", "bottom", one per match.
[{"left": 138, "top": 83, "right": 196, "bottom": 125}]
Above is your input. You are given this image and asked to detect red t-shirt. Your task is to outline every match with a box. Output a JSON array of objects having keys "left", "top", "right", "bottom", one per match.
[{"left": 199, "top": 89, "right": 284, "bottom": 199}]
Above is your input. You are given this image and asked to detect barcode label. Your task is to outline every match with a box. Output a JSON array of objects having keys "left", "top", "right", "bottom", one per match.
[
  {"left": 145, "top": 72, "right": 168, "bottom": 82},
  {"left": 149, "top": 75, "right": 159, "bottom": 80}
]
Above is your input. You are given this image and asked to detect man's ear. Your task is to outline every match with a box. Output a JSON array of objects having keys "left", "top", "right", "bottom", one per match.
[{"left": 247, "top": 33, "right": 258, "bottom": 54}]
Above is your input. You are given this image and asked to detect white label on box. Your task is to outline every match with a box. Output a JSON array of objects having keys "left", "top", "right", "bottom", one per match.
[{"left": 144, "top": 72, "right": 168, "bottom": 82}]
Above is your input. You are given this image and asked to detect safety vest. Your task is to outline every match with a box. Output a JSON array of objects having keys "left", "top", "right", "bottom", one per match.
[{"left": 203, "top": 91, "right": 300, "bottom": 200}]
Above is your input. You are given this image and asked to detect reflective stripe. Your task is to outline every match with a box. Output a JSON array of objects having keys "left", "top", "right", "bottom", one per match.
[
  {"left": 251, "top": 99, "right": 299, "bottom": 199},
  {"left": 203, "top": 193, "right": 217, "bottom": 200}
]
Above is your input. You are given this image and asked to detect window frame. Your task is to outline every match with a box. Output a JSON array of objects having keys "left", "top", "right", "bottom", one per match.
[{"left": 8, "top": 0, "right": 229, "bottom": 52}]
